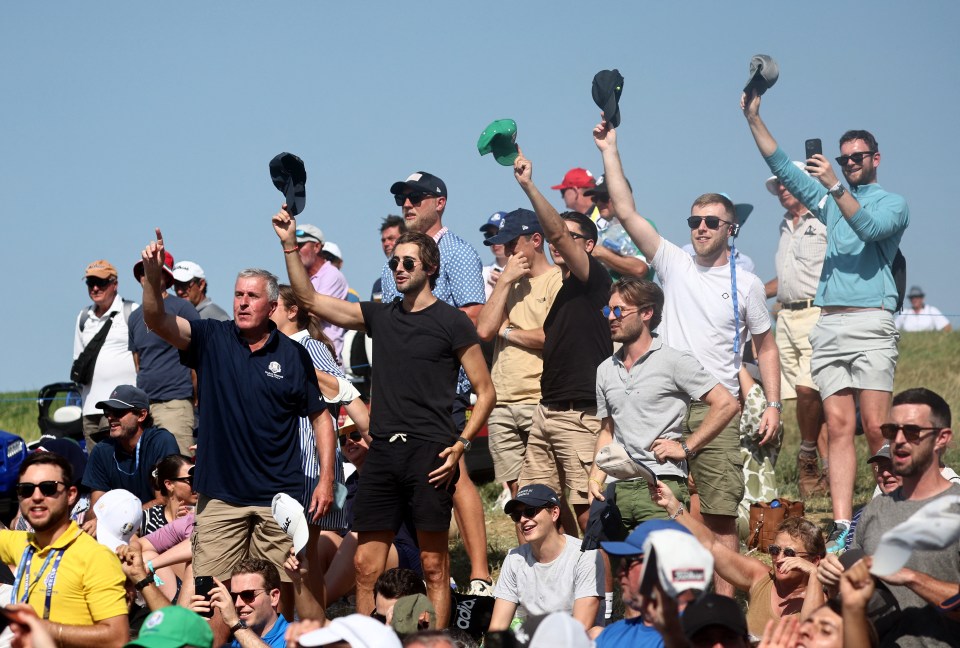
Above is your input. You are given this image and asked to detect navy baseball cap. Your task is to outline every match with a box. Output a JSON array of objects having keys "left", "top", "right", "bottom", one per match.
[
  {"left": 95, "top": 385, "right": 149, "bottom": 411},
  {"left": 601, "top": 518, "right": 691, "bottom": 556},
  {"left": 484, "top": 208, "right": 543, "bottom": 246},
  {"left": 390, "top": 171, "right": 447, "bottom": 199},
  {"left": 480, "top": 211, "right": 507, "bottom": 234},
  {"left": 503, "top": 484, "right": 560, "bottom": 514}
]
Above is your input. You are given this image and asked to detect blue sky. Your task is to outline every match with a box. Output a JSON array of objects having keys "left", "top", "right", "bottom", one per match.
[{"left": 1, "top": 2, "right": 956, "bottom": 392}]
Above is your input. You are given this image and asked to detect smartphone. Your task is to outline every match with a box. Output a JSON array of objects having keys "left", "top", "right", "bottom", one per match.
[
  {"left": 194, "top": 576, "right": 215, "bottom": 617},
  {"left": 805, "top": 138, "right": 822, "bottom": 160}
]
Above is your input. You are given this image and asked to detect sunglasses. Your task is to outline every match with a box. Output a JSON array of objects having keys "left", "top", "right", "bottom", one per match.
[
  {"left": 619, "top": 555, "right": 643, "bottom": 572},
  {"left": 339, "top": 431, "right": 364, "bottom": 447},
  {"left": 173, "top": 280, "right": 198, "bottom": 291},
  {"left": 370, "top": 611, "right": 387, "bottom": 623},
  {"left": 879, "top": 423, "right": 943, "bottom": 443},
  {"left": 102, "top": 407, "right": 137, "bottom": 419},
  {"left": 602, "top": 305, "right": 639, "bottom": 319},
  {"left": 169, "top": 475, "right": 194, "bottom": 487},
  {"left": 232, "top": 589, "right": 265, "bottom": 604},
  {"left": 687, "top": 216, "right": 731, "bottom": 230},
  {"left": 388, "top": 256, "right": 420, "bottom": 273},
  {"left": 16, "top": 481, "right": 66, "bottom": 499},
  {"left": 394, "top": 192, "right": 435, "bottom": 207},
  {"left": 508, "top": 506, "right": 546, "bottom": 523},
  {"left": 835, "top": 151, "right": 875, "bottom": 166},
  {"left": 767, "top": 545, "right": 814, "bottom": 558},
  {"left": 85, "top": 277, "right": 114, "bottom": 289}
]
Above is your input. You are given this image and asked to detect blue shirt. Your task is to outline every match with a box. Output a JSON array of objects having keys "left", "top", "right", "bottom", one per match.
[
  {"left": 181, "top": 319, "right": 324, "bottom": 506},
  {"left": 765, "top": 147, "right": 908, "bottom": 310},
  {"left": 228, "top": 614, "right": 289, "bottom": 648},
  {"left": 82, "top": 426, "right": 180, "bottom": 502},
  {"left": 128, "top": 295, "right": 200, "bottom": 401},
  {"left": 596, "top": 617, "right": 664, "bottom": 648}
]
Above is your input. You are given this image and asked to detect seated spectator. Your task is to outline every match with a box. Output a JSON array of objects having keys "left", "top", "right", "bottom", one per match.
[
  {"left": 373, "top": 568, "right": 428, "bottom": 624},
  {"left": 389, "top": 593, "right": 436, "bottom": 637},
  {"left": 649, "top": 481, "right": 825, "bottom": 637},
  {"left": 680, "top": 593, "right": 750, "bottom": 648},
  {"left": 846, "top": 444, "right": 899, "bottom": 549},
  {"left": 489, "top": 485, "right": 603, "bottom": 631},
  {"left": 139, "top": 510, "right": 195, "bottom": 603},
  {"left": 141, "top": 454, "right": 196, "bottom": 535},
  {"left": 189, "top": 559, "right": 288, "bottom": 648}
]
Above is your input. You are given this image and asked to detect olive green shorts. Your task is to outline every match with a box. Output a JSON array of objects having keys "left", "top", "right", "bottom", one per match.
[{"left": 684, "top": 401, "right": 744, "bottom": 517}]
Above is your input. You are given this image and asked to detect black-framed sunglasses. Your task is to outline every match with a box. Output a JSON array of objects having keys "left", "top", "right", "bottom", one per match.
[
  {"left": 388, "top": 256, "right": 420, "bottom": 273},
  {"left": 767, "top": 545, "right": 814, "bottom": 558},
  {"left": 394, "top": 192, "right": 436, "bottom": 207},
  {"left": 232, "top": 589, "right": 265, "bottom": 604},
  {"left": 173, "top": 280, "right": 198, "bottom": 292},
  {"left": 686, "top": 216, "right": 731, "bottom": 230},
  {"left": 102, "top": 407, "right": 137, "bottom": 419},
  {"left": 169, "top": 475, "right": 194, "bottom": 487},
  {"left": 618, "top": 555, "right": 644, "bottom": 572},
  {"left": 879, "top": 423, "right": 942, "bottom": 443},
  {"left": 508, "top": 506, "right": 545, "bottom": 523},
  {"left": 835, "top": 151, "right": 875, "bottom": 166},
  {"left": 85, "top": 277, "right": 114, "bottom": 289},
  {"left": 16, "top": 481, "right": 66, "bottom": 499},
  {"left": 339, "top": 431, "right": 364, "bottom": 447}
]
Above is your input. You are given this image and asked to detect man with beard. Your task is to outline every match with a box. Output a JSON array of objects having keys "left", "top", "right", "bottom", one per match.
[
  {"left": 742, "top": 92, "right": 909, "bottom": 552},
  {"left": 817, "top": 388, "right": 960, "bottom": 647},
  {"left": 0, "top": 452, "right": 128, "bottom": 648},
  {"left": 588, "top": 278, "right": 738, "bottom": 532},
  {"left": 594, "top": 119, "right": 780, "bottom": 596},
  {"left": 273, "top": 212, "right": 494, "bottom": 628}
]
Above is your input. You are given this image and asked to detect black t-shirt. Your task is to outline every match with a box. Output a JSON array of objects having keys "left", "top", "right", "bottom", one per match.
[
  {"left": 361, "top": 299, "right": 479, "bottom": 443},
  {"left": 541, "top": 255, "right": 613, "bottom": 401}
]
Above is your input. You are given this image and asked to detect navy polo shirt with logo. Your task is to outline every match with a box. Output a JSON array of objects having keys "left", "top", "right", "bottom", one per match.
[{"left": 181, "top": 319, "right": 323, "bottom": 506}]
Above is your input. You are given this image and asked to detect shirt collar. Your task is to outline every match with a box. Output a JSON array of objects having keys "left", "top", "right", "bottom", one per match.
[
  {"left": 612, "top": 333, "right": 663, "bottom": 367},
  {"left": 29, "top": 521, "right": 83, "bottom": 551}
]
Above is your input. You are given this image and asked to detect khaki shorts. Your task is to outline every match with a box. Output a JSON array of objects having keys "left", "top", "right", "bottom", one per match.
[
  {"left": 192, "top": 496, "right": 293, "bottom": 581},
  {"left": 776, "top": 306, "right": 821, "bottom": 399},
  {"left": 518, "top": 404, "right": 601, "bottom": 506},
  {"left": 150, "top": 399, "right": 196, "bottom": 456},
  {"left": 614, "top": 476, "right": 689, "bottom": 533},
  {"left": 684, "top": 402, "right": 743, "bottom": 517},
  {"left": 487, "top": 403, "right": 536, "bottom": 483},
  {"left": 809, "top": 311, "right": 899, "bottom": 399}
]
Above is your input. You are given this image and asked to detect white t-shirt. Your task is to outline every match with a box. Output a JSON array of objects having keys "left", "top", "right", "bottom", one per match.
[
  {"left": 895, "top": 305, "right": 950, "bottom": 332},
  {"left": 493, "top": 534, "right": 603, "bottom": 618},
  {"left": 651, "top": 238, "right": 771, "bottom": 395},
  {"left": 73, "top": 295, "right": 140, "bottom": 416}
]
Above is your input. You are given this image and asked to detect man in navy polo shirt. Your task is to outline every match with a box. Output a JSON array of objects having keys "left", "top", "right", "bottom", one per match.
[{"left": 138, "top": 229, "right": 334, "bottom": 589}]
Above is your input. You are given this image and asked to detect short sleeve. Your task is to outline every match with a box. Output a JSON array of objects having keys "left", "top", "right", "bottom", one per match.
[
  {"left": 574, "top": 549, "right": 604, "bottom": 599},
  {"left": 492, "top": 551, "right": 521, "bottom": 604}
]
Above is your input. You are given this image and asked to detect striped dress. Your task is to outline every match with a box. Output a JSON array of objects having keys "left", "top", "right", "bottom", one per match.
[{"left": 290, "top": 329, "right": 347, "bottom": 531}]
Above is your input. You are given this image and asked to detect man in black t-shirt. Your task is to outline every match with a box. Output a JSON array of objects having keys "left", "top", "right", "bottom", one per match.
[
  {"left": 513, "top": 151, "right": 613, "bottom": 535},
  {"left": 273, "top": 210, "right": 495, "bottom": 629}
]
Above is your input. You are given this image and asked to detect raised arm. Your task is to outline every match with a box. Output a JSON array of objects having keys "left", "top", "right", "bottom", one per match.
[
  {"left": 513, "top": 150, "right": 591, "bottom": 282},
  {"left": 141, "top": 229, "right": 193, "bottom": 350},
  {"left": 741, "top": 92, "right": 778, "bottom": 158},
  {"left": 272, "top": 206, "right": 366, "bottom": 331},
  {"left": 593, "top": 120, "right": 662, "bottom": 263}
]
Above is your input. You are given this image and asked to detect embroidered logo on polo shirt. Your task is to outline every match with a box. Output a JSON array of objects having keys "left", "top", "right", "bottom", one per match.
[{"left": 265, "top": 361, "right": 284, "bottom": 379}]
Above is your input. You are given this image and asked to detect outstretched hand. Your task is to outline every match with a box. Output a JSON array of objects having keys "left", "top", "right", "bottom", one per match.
[
  {"left": 593, "top": 116, "right": 616, "bottom": 151},
  {"left": 272, "top": 204, "right": 298, "bottom": 246}
]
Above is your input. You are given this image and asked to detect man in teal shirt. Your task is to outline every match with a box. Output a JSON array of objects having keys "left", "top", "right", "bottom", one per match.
[{"left": 742, "top": 90, "right": 908, "bottom": 553}]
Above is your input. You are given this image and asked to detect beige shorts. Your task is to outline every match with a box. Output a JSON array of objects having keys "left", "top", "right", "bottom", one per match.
[
  {"left": 487, "top": 402, "right": 536, "bottom": 483},
  {"left": 684, "top": 402, "right": 744, "bottom": 518},
  {"left": 809, "top": 311, "right": 899, "bottom": 399},
  {"left": 518, "top": 403, "right": 601, "bottom": 506},
  {"left": 150, "top": 399, "right": 196, "bottom": 456},
  {"left": 775, "top": 306, "right": 821, "bottom": 399},
  {"left": 192, "top": 496, "right": 293, "bottom": 581}
]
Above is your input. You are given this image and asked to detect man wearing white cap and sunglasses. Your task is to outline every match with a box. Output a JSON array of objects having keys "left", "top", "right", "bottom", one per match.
[{"left": 172, "top": 261, "right": 229, "bottom": 322}]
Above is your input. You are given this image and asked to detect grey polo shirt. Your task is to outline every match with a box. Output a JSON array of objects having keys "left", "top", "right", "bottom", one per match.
[
  {"left": 596, "top": 335, "right": 719, "bottom": 479},
  {"left": 775, "top": 211, "right": 827, "bottom": 303}
]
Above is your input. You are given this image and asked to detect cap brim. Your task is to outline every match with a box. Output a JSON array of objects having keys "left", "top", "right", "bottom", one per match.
[
  {"left": 97, "top": 530, "right": 126, "bottom": 553},
  {"left": 297, "top": 627, "right": 344, "bottom": 647},
  {"left": 95, "top": 399, "right": 138, "bottom": 411},
  {"left": 599, "top": 540, "right": 643, "bottom": 556},
  {"left": 764, "top": 175, "right": 779, "bottom": 195},
  {"left": 484, "top": 230, "right": 520, "bottom": 246},
  {"left": 492, "top": 144, "right": 519, "bottom": 166},
  {"left": 503, "top": 496, "right": 554, "bottom": 514}
]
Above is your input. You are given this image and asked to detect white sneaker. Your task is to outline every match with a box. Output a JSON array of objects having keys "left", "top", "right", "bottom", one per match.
[{"left": 467, "top": 578, "right": 494, "bottom": 597}]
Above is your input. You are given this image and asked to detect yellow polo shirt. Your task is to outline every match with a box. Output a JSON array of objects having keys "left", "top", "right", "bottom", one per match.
[{"left": 0, "top": 522, "right": 127, "bottom": 624}]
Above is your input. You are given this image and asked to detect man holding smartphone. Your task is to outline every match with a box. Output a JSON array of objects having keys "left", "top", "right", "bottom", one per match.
[{"left": 742, "top": 91, "right": 909, "bottom": 552}]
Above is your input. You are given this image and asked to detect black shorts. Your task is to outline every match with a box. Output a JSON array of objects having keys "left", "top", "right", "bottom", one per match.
[{"left": 353, "top": 436, "right": 458, "bottom": 533}]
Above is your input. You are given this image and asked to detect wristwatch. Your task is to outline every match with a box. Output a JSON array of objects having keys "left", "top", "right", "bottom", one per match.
[
  {"left": 766, "top": 401, "right": 783, "bottom": 412},
  {"left": 457, "top": 436, "right": 472, "bottom": 451},
  {"left": 502, "top": 326, "right": 515, "bottom": 341},
  {"left": 134, "top": 575, "right": 154, "bottom": 591},
  {"left": 230, "top": 620, "right": 248, "bottom": 634},
  {"left": 828, "top": 182, "right": 846, "bottom": 199},
  {"left": 680, "top": 440, "right": 696, "bottom": 460}
]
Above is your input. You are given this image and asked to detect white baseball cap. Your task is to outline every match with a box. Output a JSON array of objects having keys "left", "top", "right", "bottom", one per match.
[
  {"left": 172, "top": 261, "right": 205, "bottom": 282},
  {"left": 322, "top": 241, "right": 343, "bottom": 261},
  {"left": 271, "top": 493, "right": 308, "bottom": 555},
  {"left": 639, "top": 529, "right": 714, "bottom": 599},
  {"left": 298, "top": 614, "right": 401, "bottom": 648},
  {"left": 765, "top": 161, "right": 810, "bottom": 195},
  {"left": 94, "top": 489, "right": 142, "bottom": 552}
]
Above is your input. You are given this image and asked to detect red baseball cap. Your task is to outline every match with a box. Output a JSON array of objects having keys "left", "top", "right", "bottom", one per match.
[{"left": 551, "top": 167, "right": 596, "bottom": 191}]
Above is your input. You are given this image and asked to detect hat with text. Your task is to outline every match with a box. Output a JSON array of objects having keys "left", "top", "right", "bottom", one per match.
[
  {"left": 126, "top": 606, "right": 214, "bottom": 648},
  {"left": 503, "top": 484, "right": 561, "bottom": 514},
  {"left": 84, "top": 259, "right": 118, "bottom": 280},
  {"left": 272, "top": 492, "right": 309, "bottom": 555},
  {"left": 638, "top": 529, "right": 713, "bottom": 599},
  {"left": 390, "top": 171, "right": 447, "bottom": 199},
  {"left": 550, "top": 167, "right": 595, "bottom": 191},
  {"left": 871, "top": 495, "right": 960, "bottom": 577},
  {"left": 296, "top": 224, "right": 324, "bottom": 245},
  {"left": 484, "top": 208, "right": 544, "bottom": 246},
  {"left": 480, "top": 211, "right": 507, "bottom": 234},
  {"left": 744, "top": 54, "right": 779, "bottom": 97},
  {"left": 96, "top": 385, "right": 150, "bottom": 412},
  {"left": 298, "top": 614, "right": 402, "bottom": 648},
  {"left": 765, "top": 161, "right": 810, "bottom": 195},
  {"left": 269, "top": 152, "right": 307, "bottom": 216},
  {"left": 172, "top": 261, "right": 205, "bottom": 283},
  {"left": 477, "top": 118, "right": 519, "bottom": 166},
  {"left": 592, "top": 69, "right": 624, "bottom": 128},
  {"left": 94, "top": 489, "right": 143, "bottom": 552}
]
